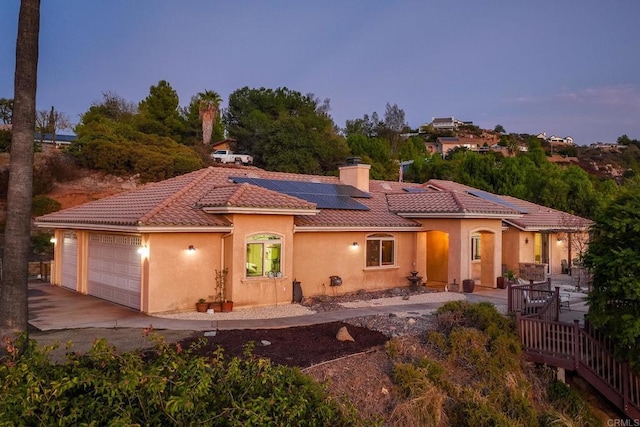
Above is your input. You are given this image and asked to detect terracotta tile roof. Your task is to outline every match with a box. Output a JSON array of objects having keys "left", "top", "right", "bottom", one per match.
[
  {"left": 35, "top": 166, "right": 588, "bottom": 232},
  {"left": 497, "top": 195, "right": 592, "bottom": 230},
  {"left": 197, "top": 183, "right": 318, "bottom": 210},
  {"left": 387, "top": 191, "right": 520, "bottom": 217},
  {"left": 425, "top": 179, "right": 591, "bottom": 230},
  {"left": 294, "top": 193, "right": 420, "bottom": 228},
  {"left": 36, "top": 168, "right": 233, "bottom": 228}
]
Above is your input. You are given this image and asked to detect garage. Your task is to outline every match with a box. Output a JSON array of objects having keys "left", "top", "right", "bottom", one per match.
[
  {"left": 87, "top": 234, "right": 142, "bottom": 310},
  {"left": 61, "top": 231, "right": 78, "bottom": 290}
]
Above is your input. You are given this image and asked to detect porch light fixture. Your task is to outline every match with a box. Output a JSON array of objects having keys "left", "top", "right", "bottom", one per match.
[
  {"left": 188, "top": 245, "right": 196, "bottom": 252},
  {"left": 137, "top": 245, "right": 149, "bottom": 257},
  {"left": 524, "top": 238, "right": 529, "bottom": 244},
  {"left": 352, "top": 242, "right": 359, "bottom": 247},
  {"left": 49, "top": 237, "right": 57, "bottom": 244}
]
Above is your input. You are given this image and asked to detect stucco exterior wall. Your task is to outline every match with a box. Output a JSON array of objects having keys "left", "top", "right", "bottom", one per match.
[
  {"left": 419, "top": 218, "right": 503, "bottom": 288},
  {"left": 291, "top": 231, "right": 418, "bottom": 298},
  {"left": 145, "top": 232, "right": 223, "bottom": 313},
  {"left": 226, "top": 214, "right": 295, "bottom": 309}
]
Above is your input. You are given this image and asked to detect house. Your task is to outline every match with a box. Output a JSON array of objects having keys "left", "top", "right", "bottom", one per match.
[
  {"left": 34, "top": 132, "right": 77, "bottom": 147},
  {"left": 432, "top": 137, "right": 488, "bottom": 156},
  {"left": 537, "top": 132, "right": 575, "bottom": 146},
  {"left": 430, "top": 117, "right": 465, "bottom": 131},
  {"left": 425, "top": 180, "right": 591, "bottom": 279},
  {"left": 36, "top": 163, "right": 590, "bottom": 314},
  {"left": 211, "top": 137, "right": 236, "bottom": 152}
]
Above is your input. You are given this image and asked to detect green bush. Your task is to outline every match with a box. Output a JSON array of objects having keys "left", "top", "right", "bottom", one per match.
[
  {"left": 0, "top": 335, "right": 360, "bottom": 426},
  {"left": 31, "top": 195, "right": 61, "bottom": 216}
]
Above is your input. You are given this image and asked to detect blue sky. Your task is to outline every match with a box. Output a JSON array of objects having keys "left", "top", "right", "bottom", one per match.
[{"left": 2, "top": 0, "right": 639, "bottom": 145}]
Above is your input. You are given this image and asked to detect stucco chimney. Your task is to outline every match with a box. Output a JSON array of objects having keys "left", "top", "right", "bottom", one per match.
[{"left": 339, "top": 158, "right": 370, "bottom": 193}]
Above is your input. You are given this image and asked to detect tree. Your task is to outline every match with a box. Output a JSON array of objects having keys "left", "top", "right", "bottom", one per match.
[
  {"left": 494, "top": 124, "right": 505, "bottom": 134},
  {"left": 35, "top": 105, "right": 70, "bottom": 144},
  {"left": 1, "top": 0, "right": 40, "bottom": 343},
  {"left": 584, "top": 182, "right": 640, "bottom": 368},
  {"left": 382, "top": 102, "right": 407, "bottom": 155},
  {"left": 0, "top": 98, "right": 13, "bottom": 124},
  {"left": 225, "top": 87, "right": 348, "bottom": 174},
  {"left": 136, "top": 80, "right": 185, "bottom": 140},
  {"left": 198, "top": 90, "right": 221, "bottom": 145}
]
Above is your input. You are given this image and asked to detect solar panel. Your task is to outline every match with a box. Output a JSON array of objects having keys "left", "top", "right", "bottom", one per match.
[
  {"left": 230, "top": 177, "right": 370, "bottom": 210},
  {"left": 467, "top": 189, "right": 529, "bottom": 213},
  {"left": 403, "top": 187, "right": 428, "bottom": 193}
]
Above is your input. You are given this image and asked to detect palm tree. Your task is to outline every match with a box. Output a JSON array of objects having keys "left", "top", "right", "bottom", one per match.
[
  {"left": 0, "top": 0, "right": 40, "bottom": 343},
  {"left": 197, "top": 90, "right": 221, "bottom": 145}
]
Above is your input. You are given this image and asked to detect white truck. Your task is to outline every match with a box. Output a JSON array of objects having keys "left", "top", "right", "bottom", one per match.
[{"left": 210, "top": 150, "right": 253, "bottom": 165}]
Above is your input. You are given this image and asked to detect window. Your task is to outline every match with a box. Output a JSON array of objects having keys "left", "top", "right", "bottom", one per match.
[
  {"left": 471, "top": 232, "right": 481, "bottom": 261},
  {"left": 246, "top": 234, "right": 282, "bottom": 277},
  {"left": 366, "top": 234, "right": 395, "bottom": 267}
]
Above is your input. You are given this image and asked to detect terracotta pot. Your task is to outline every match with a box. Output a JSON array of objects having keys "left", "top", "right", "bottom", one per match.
[
  {"left": 196, "top": 302, "right": 209, "bottom": 312},
  {"left": 221, "top": 301, "right": 233, "bottom": 312},
  {"left": 209, "top": 302, "right": 222, "bottom": 313}
]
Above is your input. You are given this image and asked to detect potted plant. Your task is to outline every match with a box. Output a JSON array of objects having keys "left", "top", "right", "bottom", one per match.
[
  {"left": 215, "top": 268, "right": 233, "bottom": 312},
  {"left": 503, "top": 270, "right": 517, "bottom": 287},
  {"left": 195, "top": 298, "right": 209, "bottom": 313}
]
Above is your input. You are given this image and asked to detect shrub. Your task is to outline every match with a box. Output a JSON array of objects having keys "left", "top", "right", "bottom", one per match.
[
  {"left": 0, "top": 334, "right": 360, "bottom": 426},
  {"left": 31, "top": 195, "right": 61, "bottom": 216},
  {"left": 546, "top": 380, "right": 600, "bottom": 426}
]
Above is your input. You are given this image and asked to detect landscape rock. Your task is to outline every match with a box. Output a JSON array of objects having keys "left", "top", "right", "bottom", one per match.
[{"left": 336, "top": 326, "right": 355, "bottom": 342}]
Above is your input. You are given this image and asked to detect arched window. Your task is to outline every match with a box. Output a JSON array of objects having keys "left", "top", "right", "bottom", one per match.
[
  {"left": 366, "top": 233, "right": 395, "bottom": 267},
  {"left": 246, "top": 234, "right": 282, "bottom": 277}
]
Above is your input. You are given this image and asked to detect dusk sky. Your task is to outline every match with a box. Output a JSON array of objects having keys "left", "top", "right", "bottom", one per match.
[{"left": 2, "top": 1, "right": 639, "bottom": 145}]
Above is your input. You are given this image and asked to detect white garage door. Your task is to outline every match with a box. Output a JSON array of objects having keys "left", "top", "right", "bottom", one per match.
[
  {"left": 87, "top": 234, "right": 141, "bottom": 310},
  {"left": 61, "top": 232, "right": 78, "bottom": 290}
]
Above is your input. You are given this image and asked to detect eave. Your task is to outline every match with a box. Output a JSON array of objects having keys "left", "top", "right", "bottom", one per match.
[
  {"left": 294, "top": 225, "right": 423, "bottom": 233},
  {"left": 35, "top": 222, "right": 233, "bottom": 233},
  {"left": 502, "top": 219, "right": 590, "bottom": 232}
]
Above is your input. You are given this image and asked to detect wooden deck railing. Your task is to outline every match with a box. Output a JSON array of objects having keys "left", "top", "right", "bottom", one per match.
[
  {"left": 507, "top": 279, "right": 560, "bottom": 321},
  {"left": 516, "top": 314, "right": 640, "bottom": 419}
]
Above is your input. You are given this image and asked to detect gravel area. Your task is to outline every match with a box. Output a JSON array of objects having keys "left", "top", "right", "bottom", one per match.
[{"left": 155, "top": 287, "right": 466, "bottom": 338}]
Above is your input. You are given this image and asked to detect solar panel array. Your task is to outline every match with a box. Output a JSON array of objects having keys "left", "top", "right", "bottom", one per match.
[
  {"left": 230, "top": 177, "right": 371, "bottom": 210},
  {"left": 467, "top": 189, "right": 528, "bottom": 213}
]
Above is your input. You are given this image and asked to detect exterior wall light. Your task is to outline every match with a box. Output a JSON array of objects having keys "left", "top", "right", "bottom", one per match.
[
  {"left": 352, "top": 242, "right": 359, "bottom": 247},
  {"left": 188, "top": 245, "right": 196, "bottom": 252},
  {"left": 524, "top": 238, "right": 529, "bottom": 244},
  {"left": 50, "top": 237, "right": 57, "bottom": 244},
  {"left": 137, "top": 246, "right": 149, "bottom": 257}
]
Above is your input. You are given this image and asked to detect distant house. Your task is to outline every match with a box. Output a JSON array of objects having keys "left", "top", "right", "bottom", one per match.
[
  {"left": 537, "top": 132, "right": 575, "bottom": 146},
  {"left": 211, "top": 137, "right": 236, "bottom": 152},
  {"left": 430, "top": 117, "right": 466, "bottom": 131},
  {"left": 35, "top": 132, "right": 77, "bottom": 147},
  {"left": 432, "top": 136, "right": 492, "bottom": 156},
  {"left": 36, "top": 162, "right": 590, "bottom": 313},
  {"left": 590, "top": 142, "right": 625, "bottom": 152}
]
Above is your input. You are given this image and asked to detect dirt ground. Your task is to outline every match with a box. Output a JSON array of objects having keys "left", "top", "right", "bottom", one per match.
[{"left": 177, "top": 321, "right": 389, "bottom": 368}]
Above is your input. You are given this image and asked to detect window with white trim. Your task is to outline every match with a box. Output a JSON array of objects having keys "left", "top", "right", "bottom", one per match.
[
  {"left": 471, "top": 232, "right": 481, "bottom": 260},
  {"left": 246, "top": 234, "right": 282, "bottom": 277},
  {"left": 366, "top": 233, "right": 395, "bottom": 267}
]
